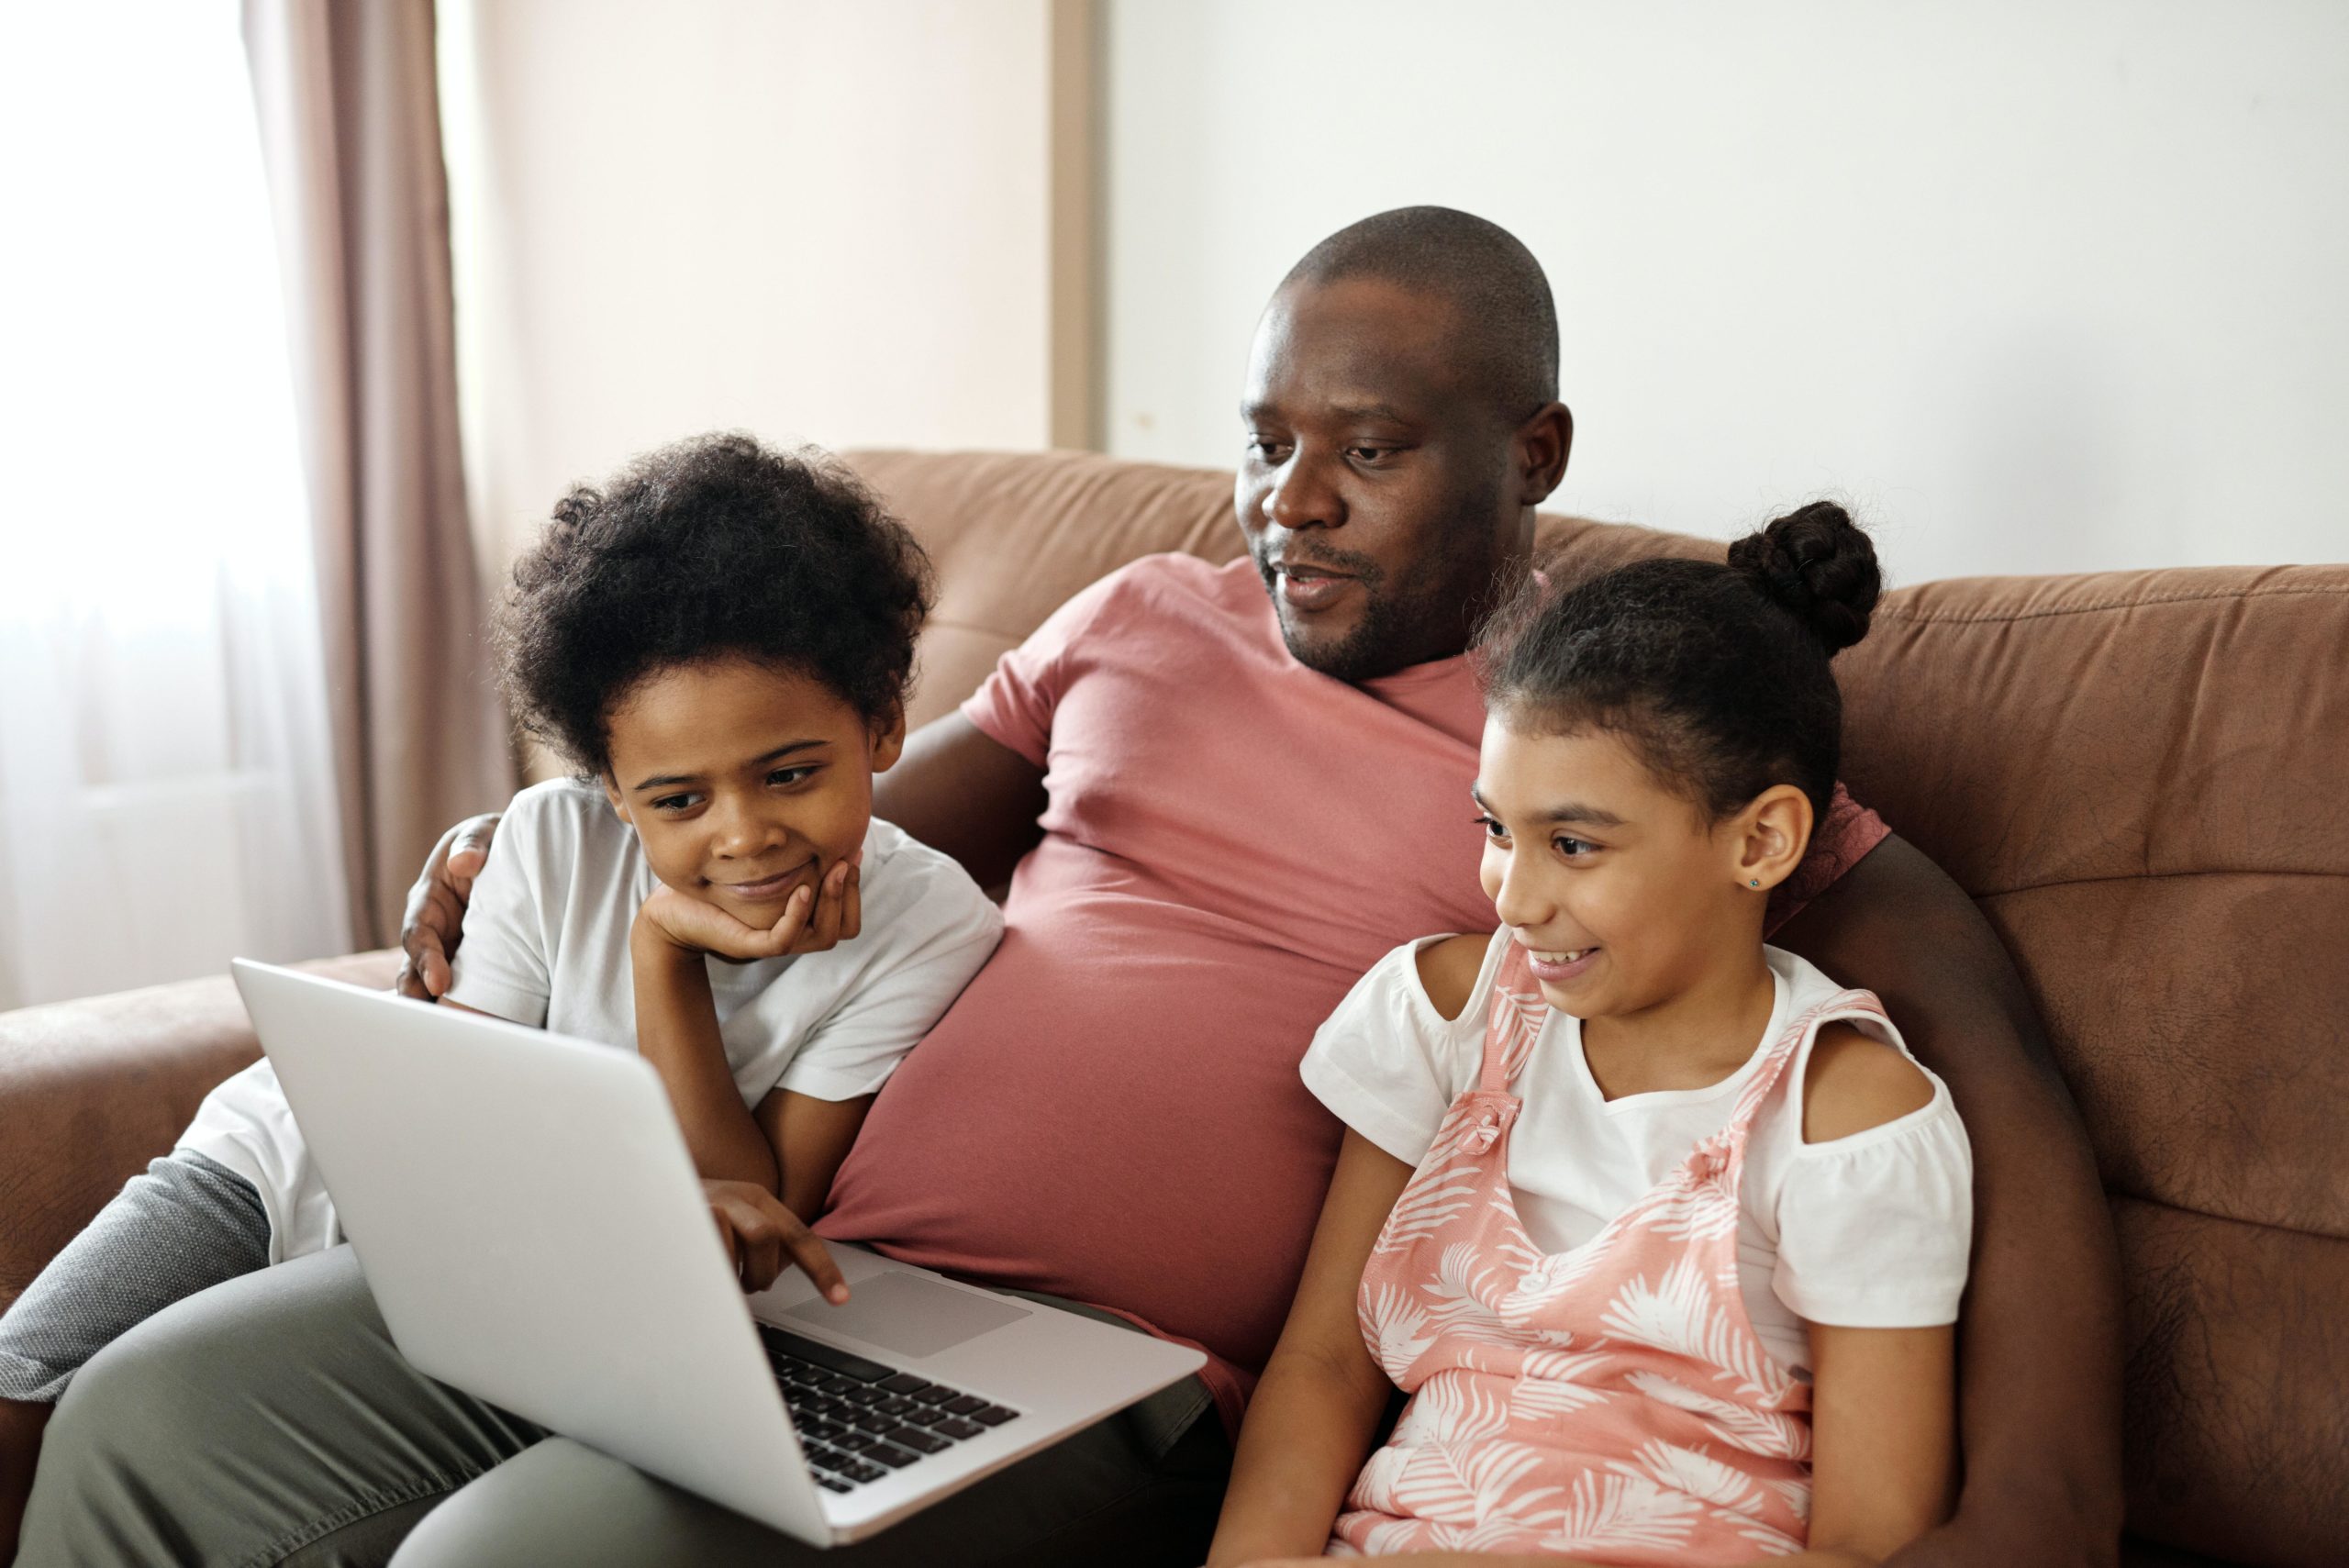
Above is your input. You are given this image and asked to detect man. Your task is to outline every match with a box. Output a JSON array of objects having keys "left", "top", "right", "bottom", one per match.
[{"left": 17, "top": 209, "right": 2121, "bottom": 1567}]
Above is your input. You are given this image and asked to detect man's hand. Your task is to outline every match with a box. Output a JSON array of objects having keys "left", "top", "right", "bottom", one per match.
[
  {"left": 703, "top": 1179, "right": 850, "bottom": 1301},
  {"left": 395, "top": 814, "right": 502, "bottom": 999},
  {"left": 636, "top": 862, "right": 861, "bottom": 964}
]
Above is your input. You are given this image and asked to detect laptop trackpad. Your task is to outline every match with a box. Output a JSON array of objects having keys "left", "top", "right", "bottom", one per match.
[{"left": 784, "top": 1272, "right": 1030, "bottom": 1359}]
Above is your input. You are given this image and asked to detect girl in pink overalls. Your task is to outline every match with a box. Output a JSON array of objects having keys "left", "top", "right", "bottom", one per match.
[{"left": 1208, "top": 504, "right": 1974, "bottom": 1566}]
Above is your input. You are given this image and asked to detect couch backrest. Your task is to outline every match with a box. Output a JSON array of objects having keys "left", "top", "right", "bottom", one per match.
[{"left": 849, "top": 449, "right": 2349, "bottom": 1566}]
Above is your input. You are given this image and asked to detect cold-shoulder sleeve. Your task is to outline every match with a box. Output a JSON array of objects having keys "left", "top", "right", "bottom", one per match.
[
  {"left": 1299, "top": 937, "right": 1487, "bottom": 1168},
  {"left": 1771, "top": 1080, "right": 1974, "bottom": 1328}
]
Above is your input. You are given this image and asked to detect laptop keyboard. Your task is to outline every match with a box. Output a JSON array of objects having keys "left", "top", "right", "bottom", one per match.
[{"left": 757, "top": 1324, "right": 1022, "bottom": 1494}]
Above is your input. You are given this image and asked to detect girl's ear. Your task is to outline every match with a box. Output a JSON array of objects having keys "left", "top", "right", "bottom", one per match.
[
  {"left": 868, "top": 701, "right": 907, "bottom": 774},
  {"left": 1731, "top": 784, "right": 1813, "bottom": 894},
  {"left": 599, "top": 772, "right": 632, "bottom": 825}
]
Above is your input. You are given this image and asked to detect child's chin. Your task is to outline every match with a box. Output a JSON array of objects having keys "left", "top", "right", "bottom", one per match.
[{"left": 1535, "top": 978, "right": 1604, "bottom": 1017}]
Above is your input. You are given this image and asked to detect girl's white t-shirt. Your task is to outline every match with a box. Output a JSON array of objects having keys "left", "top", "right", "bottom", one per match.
[
  {"left": 180, "top": 778, "right": 1005, "bottom": 1261},
  {"left": 1301, "top": 934, "right": 1973, "bottom": 1380}
]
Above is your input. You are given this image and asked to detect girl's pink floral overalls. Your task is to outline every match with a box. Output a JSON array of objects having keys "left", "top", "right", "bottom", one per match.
[{"left": 1331, "top": 942, "right": 1891, "bottom": 1562}]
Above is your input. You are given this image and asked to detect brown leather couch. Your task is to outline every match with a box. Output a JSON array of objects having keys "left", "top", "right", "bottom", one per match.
[{"left": 3, "top": 450, "right": 2341, "bottom": 1566}]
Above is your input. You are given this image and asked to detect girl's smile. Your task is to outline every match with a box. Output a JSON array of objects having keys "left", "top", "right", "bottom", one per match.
[
  {"left": 1520, "top": 943, "right": 1601, "bottom": 986},
  {"left": 713, "top": 860, "right": 817, "bottom": 904}
]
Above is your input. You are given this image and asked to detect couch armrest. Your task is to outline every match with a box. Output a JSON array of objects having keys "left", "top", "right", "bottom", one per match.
[{"left": 0, "top": 951, "right": 401, "bottom": 1310}]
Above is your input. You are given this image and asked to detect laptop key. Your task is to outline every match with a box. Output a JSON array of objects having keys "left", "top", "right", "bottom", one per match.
[
  {"left": 911, "top": 1384, "right": 961, "bottom": 1405},
  {"left": 971, "top": 1405, "right": 1019, "bottom": 1427},
  {"left": 941, "top": 1395, "right": 987, "bottom": 1417},
  {"left": 930, "top": 1416, "right": 985, "bottom": 1440},
  {"left": 885, "top": 1426, "right": 951, "bottom": 1454},
  {"left": 816, "top": 1475, "right": 852, "bottom": 1494},
  {"left": 876, "top": 1373, "right": 930, "bottom": 1396},
  {"left": 875, "top": 1396, "right": 918, "bottom": 1418},
  {"left": 851, "top": 1410, "right": 896, "bottom": 1435},
  {"left": 841, "top": 1459, "right": 887, "bottom": 1485},
  {"left": 833, "top": 1432, "right": 874, "bottom": 1452},
  {"left": 842, "top": 1386, "right": 888, "bottom": 1407},
  {"left": 863, "top": 1442, "right": 918, "bottom": 1469},
  {"left": 756, "top": 1326, "right": 895, "bottom": 1384}
]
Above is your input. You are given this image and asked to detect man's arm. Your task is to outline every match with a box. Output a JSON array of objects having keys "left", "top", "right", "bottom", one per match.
[
  {"left": 1771, "top": 832, "right": 2125, "bottom": 1568},
  {"left": 870, "top": 711, "right": 1048, "bottom": 889}
]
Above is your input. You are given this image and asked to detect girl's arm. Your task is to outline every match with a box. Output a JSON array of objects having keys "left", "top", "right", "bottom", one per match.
[
  {"left": 1206, "top": 1129, "right": 1416, "bottom": 1567},
  {"left": 757, "top": 1088, "right": 873, "bottom": 1225},
  {"left": 629, "top": 864, "right": 863, "bottom": 1192},
  {"left": 1772, "top": 835, "right": 2123, "bottom": 1565},
  {"left": 630, "top": 872, "right": 864, "bottom": 1303},
  {"left": 631, "top": 911, "right": 784, "bottom": 1192}
]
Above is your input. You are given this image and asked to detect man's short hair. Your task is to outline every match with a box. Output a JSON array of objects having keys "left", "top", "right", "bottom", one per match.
[{"left": 1281, "top": 206, "right": 1559, "bottom": 420}]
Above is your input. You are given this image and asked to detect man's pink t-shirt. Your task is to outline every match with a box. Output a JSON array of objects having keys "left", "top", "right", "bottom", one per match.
[{"left": 818, "top": 554, "right": 1887, "bottom": 1432}]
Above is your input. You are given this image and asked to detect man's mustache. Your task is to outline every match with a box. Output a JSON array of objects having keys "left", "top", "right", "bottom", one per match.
[{"left": 1251, "top": 538, "right": 1384, "bottom": 584}]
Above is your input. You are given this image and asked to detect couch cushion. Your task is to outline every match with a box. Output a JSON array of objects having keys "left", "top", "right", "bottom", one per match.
[{"left": 1833, "top": 565, "right": 2349, "bottom": 1566}]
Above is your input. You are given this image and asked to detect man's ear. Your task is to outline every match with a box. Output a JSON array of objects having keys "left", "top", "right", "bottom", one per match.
[
  {"left": 869, "top": 701, "right": 907, "bottom": 774},
  {"left": 1516, "top": 402, "right": 1574, "bottom": 506},
  {"left": 1730, "top": 784, "right": 1813, "bottom": 895},
  {"left": 599, "top": 772, "right": 632, "bottom": 824}
]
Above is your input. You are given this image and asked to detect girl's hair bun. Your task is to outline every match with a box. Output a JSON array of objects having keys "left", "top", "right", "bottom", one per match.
[{"left": 1724, "top": 501, "right": 1881, "bottom": 655}]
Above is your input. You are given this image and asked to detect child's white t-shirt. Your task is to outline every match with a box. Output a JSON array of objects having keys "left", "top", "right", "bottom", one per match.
[
  {"left": 1300, "top": 935, "right": 1973, "bottom": 1381},
  {"left": 179, "top": 777, "right": 1005, "bottom": 1261}
]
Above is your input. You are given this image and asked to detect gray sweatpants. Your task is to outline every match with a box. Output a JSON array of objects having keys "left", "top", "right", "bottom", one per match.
[
  {"left": 17, "top": 1241, "right": 1226, "bottom": 1567},
  {"left": 0, "top": 1151, "right": 269, "bottom": 1404}
]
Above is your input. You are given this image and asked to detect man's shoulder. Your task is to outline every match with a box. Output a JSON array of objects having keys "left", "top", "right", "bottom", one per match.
[{"left": 1058, "top": 552, "right": 1262, "bottom": 640}]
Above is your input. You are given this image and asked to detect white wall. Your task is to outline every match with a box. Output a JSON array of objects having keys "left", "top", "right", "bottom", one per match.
[
  {"left": 441, "top": 0, "right": 1056, "bottom": 570},
  {"left": 1103, "top": 1, "right": 2349, "bottom": 582}
]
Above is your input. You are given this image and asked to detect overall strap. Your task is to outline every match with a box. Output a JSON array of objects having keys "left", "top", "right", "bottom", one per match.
[
  {"left": 1478, "top": 939, "right": 1547, "bottom": 1095},
  {"left": 1716, "top": 987, "right": 1891, "bottom": 1153}
]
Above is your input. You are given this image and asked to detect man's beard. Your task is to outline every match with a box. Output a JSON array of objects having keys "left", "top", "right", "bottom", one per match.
[{"left": 1253, "top": 511, "right": 1508, "bottom": 684}]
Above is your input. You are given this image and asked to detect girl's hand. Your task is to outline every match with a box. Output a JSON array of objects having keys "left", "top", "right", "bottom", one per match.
[
  {"left": 638, "top": 860, "right": 862, "bottom": 962},
  {"left": 703, "top": 1178, "right": 850, "bottom": 1302}
]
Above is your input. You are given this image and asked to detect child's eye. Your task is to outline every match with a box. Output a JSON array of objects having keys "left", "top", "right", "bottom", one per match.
[
  {"left": 1554, "top": 836, "right": 1598, "bottom": 858},
  {"left": 651, "top": 792, "right": 702, "bottom": 814},
  {"left": 767, "top": 765, "right": 818, "bottom": 788},
  {"left": 1474, "top": 814, "right": 1508, "bottom": 842}
]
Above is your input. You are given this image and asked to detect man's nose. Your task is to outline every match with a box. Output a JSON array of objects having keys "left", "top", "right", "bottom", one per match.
[{"left": 1265, "top": 449, "right": 1341, "bottom": 531}]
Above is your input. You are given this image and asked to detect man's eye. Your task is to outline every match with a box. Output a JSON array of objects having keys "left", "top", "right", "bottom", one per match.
[
  {"left": 1247, "top": 436, "right": 1290, "bottom": 461},
  {"left": 1348, "top": 445, "right": 1395, "bottom": 462}
]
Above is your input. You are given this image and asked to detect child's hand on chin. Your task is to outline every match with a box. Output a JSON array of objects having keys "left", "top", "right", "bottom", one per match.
[{"left": 637, "top": 862, "right": 862, "bottom": 962}]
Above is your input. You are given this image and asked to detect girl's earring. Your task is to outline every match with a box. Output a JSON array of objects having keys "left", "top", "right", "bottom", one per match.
[{"left": 1748, "top": 878, "right": 1760, "bottom": 887}]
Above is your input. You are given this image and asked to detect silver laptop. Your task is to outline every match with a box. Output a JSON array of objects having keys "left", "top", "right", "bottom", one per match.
[{"left": 230, "top": 959, "right": 1204, "bottom": 1547}]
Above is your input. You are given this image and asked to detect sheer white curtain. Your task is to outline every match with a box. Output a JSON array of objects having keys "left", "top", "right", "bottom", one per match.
[{"left": 0, "top": 3, "right": 351, "bottom": 1008}]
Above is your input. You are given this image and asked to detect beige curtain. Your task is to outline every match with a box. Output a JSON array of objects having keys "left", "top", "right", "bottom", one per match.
[{"left": 241, "top": 0, "right": 513, "bottom": 948}]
